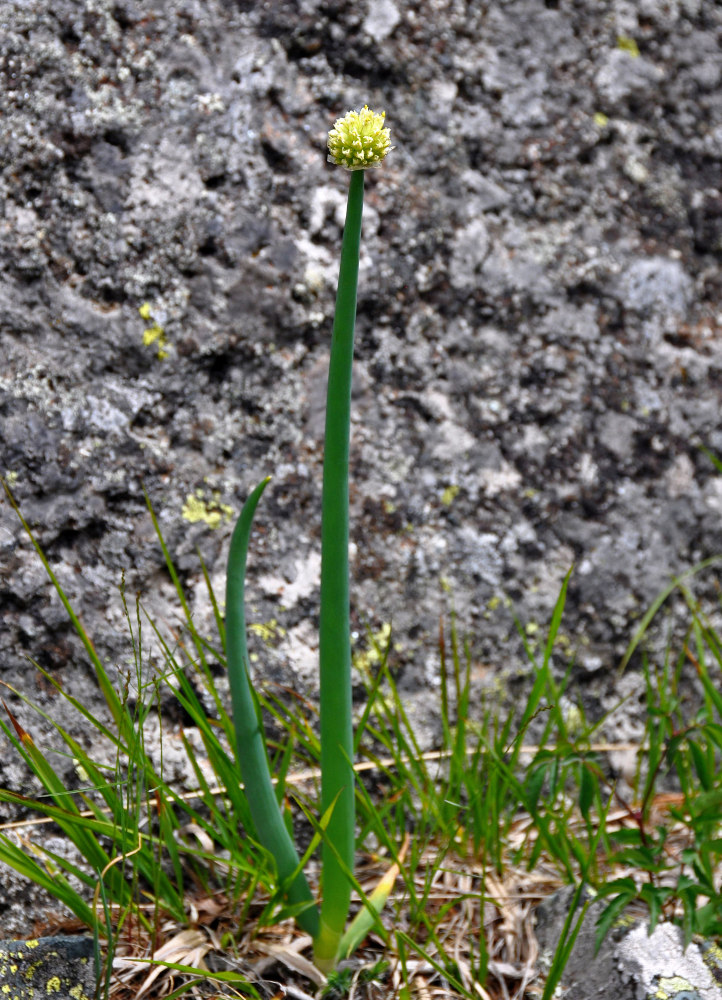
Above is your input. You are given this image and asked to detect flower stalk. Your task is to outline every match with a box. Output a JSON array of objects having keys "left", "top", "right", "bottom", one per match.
[{"left": 314, "top": 165, "right": 364, "bottom": 969}]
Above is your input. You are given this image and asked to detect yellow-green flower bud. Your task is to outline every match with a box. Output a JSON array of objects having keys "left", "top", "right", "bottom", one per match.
[{"left": 327, "top": 105, "right": 392, "bottom": 171}]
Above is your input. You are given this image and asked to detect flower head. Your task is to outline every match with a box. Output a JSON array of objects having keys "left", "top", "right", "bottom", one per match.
[{"left": 327, "top": 105, "right": 392, "bottom": 171}]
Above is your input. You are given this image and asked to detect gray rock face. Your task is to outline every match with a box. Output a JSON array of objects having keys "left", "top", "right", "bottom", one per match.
[
  {"left": 535, "top": 888, "right": 722, "bottom": 1000},
  {"left": 1, "top": 0, "right": 721, "bottom": 936},
  {"left": 0, "top": 937, "right": 95, "bottom": 1000}
]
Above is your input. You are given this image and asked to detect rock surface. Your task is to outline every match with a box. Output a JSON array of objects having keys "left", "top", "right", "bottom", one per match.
[
  {"left": 0, "top": 937, "right": 95, "bottom": 1000},
  {"left": 0, "top": 0, "right": 721, "bottom": 942},
  {"left": 535, "top": 887, "right": 722, "bottom": 1000}
]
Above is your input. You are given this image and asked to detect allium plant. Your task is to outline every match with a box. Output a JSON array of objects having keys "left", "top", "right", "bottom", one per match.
[{"left": 224, "top": 106, "right": 393, "bottom": 971}]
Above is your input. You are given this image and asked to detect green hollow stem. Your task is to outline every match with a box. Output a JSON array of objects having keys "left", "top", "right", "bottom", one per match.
[
  {"left": 225, "top": 477, "right": 320, "bottom": 938},
  {"left": 315, "top": 167, "right": 365, "bottom": 969}
]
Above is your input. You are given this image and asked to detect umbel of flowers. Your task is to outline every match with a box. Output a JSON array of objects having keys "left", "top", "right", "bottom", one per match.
[{"left": 327, "top": 105, "right": 392, "bottom": 171}]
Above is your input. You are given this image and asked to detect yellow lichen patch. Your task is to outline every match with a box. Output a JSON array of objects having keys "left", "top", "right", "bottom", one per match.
[
  {"left": 139, "top": 302, "right": 170, "bottom": 360},
  {"left": 45, "top": 977, "right": 61, "bottom": 994},
  {"left": 181, "top": 489, "right": 234, "bottom": 528},
  {"left": 703, "top": 940, "right": 722, "bottom": 961},
  {"left": 487, "top": 594, "right": 509, "bottom": 613},
  {"left": 25, "top": 960, "right": 42, "bottom": 981},
  {"left": 69, "top": 985, "right": 89, "bottom": 999},
  {"left": 249, "top": 619, "right": 285, "bottom": 643},
  {"left": 353, "top": 623, "right": 401, "bottom": 674},
  {"left": 699, "top": 938, "right": 722, "bottom": 982},
  {"left": 441, "top": 484, "right": 460, "bottom": 506},
  {"left": 142, "top": 322, "right": 168, "bottom": 359},
  {"left": 616, "top": 35, "right": 639, "bottom": 57},
  {"left": 652, "top": 976, "right": 696, "bottom": 999}
]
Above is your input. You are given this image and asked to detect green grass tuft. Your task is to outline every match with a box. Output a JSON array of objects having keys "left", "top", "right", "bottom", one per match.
[{"left": 1, "top": 478, "right": 722, "bottom": 997}]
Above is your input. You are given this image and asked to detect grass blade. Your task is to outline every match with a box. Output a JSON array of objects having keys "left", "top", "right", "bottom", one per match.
[{"left": 225, "top": 477, "right": 319, "bottom": 938}]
